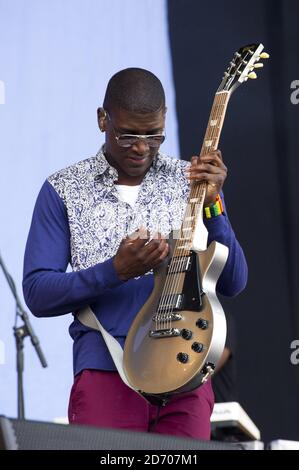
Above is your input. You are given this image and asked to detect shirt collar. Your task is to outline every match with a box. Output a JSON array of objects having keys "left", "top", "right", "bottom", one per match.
[
  {"left": 95, "top": 145, "right": 118, "bottom": 182},
  {"left": 94, "top": 145, "right": 166, "bottom": 183}
]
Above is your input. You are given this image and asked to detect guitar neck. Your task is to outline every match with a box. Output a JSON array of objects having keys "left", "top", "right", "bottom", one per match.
[
  {"left": 194, "top": 90, "right": 230, "bottom": 203},
  {"left": 173, "top": 91, "right": 231, "bottom": 259},
  {"left": 200, "top": 91, "right": 230, "bottom": 156},
  {"left": 158, "top": 42, "right": 267, "bottom": 304}
]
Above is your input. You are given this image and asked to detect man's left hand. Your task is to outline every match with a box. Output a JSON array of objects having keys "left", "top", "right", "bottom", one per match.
[{"left": 186, "top": 149, "right": 227, "bottom": 206}]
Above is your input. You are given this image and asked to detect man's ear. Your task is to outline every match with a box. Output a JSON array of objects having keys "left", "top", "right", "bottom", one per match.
[{"left": 97, "top": 107, "right": 107, "bottom": 132}]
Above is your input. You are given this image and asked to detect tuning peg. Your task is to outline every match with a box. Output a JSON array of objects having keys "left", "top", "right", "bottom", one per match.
[
  {"left": 247, "top": 72, "right": 257, "bottom": 79},
  {"left": 253, "top": 63, "right": 264, "bottom": 68},
  {"left": 260, "top": 52, "right": 270, "bottom": 59}
]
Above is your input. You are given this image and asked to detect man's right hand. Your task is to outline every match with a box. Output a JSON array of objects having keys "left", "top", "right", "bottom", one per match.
[{"left": 113, "top": 230, "right": 169, "bottom": 281}]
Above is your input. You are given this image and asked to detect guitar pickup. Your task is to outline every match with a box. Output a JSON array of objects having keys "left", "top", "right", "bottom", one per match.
[
  {"left": 167, "top": 256, "right": 191, "bottom": 274},
  {"left": 157, "top": 294, "right": 184, "bottom": 312}
]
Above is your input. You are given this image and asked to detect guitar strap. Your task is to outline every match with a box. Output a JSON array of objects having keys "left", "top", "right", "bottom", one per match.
[{"left": 76, "top": 306, "right": 143, "bottom": 395}]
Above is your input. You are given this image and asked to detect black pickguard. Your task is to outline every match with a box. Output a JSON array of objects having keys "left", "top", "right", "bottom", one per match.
[{"left": 180, "top": 250, "right": 203, "bottom": 311}]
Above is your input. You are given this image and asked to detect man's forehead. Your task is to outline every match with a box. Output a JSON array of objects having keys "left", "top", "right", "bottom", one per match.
[{"left": 111, "top": 107, "right": 165, "bottom": 130}]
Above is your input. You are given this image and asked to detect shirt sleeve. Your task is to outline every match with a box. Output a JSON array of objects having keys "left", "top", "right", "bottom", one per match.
[
  {"left": 204, "top": 192, "right": 248, "bottom": 296},
  {"left": 22, "top": 180, "right": 124, "bottom": 317}
]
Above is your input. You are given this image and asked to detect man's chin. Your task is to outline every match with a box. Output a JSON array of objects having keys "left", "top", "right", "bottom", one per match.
[
  {"left": 126, "top": 167, "right": 148, "bottom": 177},
  {"left": 124, "top": 158, "right": 152, "bottom": 175}
]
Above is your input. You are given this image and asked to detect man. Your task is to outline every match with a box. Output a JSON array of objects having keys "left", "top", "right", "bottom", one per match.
[{"left": 23, "top": 68, "right": 247, "bottom": 440}]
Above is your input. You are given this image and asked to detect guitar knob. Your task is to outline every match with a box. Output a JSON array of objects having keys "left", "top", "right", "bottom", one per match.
[
  {"left": 181, "top": 329, "right": 193, "bottom": 340},
  {"left": 192, "top": 342, "right": 204, "bottom": 353},
  {"left": 177, "top": 352, "right": 189, "bottom": 364},
  {"left": 196, "top": 318, "right": 209, "bottom": 330}
]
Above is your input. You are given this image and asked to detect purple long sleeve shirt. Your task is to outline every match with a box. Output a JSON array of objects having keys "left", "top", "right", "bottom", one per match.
[{"left": 23, "top": 149, "right": 247, "bottom": 375}]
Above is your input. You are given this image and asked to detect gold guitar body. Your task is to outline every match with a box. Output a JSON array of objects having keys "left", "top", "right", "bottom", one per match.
[{"left": 123, "top": 240, "right": 228, "bottom": 403}]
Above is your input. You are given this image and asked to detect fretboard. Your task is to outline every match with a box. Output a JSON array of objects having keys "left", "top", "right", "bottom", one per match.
[{"left": 173, "top": 90, "right": 230, "bottom": 259}]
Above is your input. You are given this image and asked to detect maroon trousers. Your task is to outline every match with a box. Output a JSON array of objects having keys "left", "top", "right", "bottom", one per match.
[{"left": 68, "top": 369, "right": 214, "bottom": 440}]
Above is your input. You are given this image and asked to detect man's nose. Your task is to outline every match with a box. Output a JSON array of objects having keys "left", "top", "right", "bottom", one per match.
[{"left": 132, "top": 138, "right": 150, "bottom": 154}]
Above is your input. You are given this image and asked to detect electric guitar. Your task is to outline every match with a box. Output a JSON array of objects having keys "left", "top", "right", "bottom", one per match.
[{"left": 123, "top": 44, "right": 268, "bottom": 405}]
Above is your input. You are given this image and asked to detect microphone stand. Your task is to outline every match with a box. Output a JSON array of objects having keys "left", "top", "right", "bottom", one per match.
[{"left": 0, "top": 252, "right": 47, "bottom": 419}]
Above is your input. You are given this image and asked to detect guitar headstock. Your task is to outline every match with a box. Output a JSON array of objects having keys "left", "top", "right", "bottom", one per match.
[{"left": 217, "top": 43, "right": 269, "bottom": 93}]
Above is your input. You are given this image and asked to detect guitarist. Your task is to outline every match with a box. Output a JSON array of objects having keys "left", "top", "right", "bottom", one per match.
[{"left": 23, "top": 67, "right": 247, "bottom": 440}]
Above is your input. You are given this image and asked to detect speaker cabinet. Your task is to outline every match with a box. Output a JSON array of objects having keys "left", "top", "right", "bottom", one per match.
[{"left": 0, "top": 416, "right": 244, "bottom": 450}]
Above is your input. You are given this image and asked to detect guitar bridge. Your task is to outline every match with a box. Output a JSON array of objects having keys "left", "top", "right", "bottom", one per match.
[{"left": 149, "top": 328, "right": 181, "bottom": 338}]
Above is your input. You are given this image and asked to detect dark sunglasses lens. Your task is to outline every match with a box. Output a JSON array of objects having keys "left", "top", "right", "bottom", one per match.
[
  {"left": 117, "top": 136, "right": 137, "bottom": 147},
  {"left": 148, "top": 135, "right": 165, "bottom": 147},
  {"left": 117, "top": 135, "right": 165, "bottom": 148}
]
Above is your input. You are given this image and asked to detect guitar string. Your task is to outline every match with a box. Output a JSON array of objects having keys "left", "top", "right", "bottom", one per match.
[
  {"left": 160, "top": 93, "right": 222, "bottom": 330},
  {"left": 157, "top": 92, "right": 222, "bottom": 331},
  {"left": 157, "top": 192, "right": 194, "bottom": 328},
  {"left": 183, "top": 93, "right": 224, "bottom": 299},
  {"left": 177, "top": 93, "right": 225, "bottom": 334},
  {"left": 159, "top": 67, "right": 236, "bottom": 329},
  {"left": 167, "top": 92, "right": 227, "bottom": 331},
  {"left": 156, "top": 173, "right": 200, "bottom": 327},
  {"left": 156, "top": 92, "right": 228, "bottom": 331}
]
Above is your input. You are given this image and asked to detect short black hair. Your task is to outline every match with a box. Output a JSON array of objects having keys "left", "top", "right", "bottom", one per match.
[{"left": 103, "top": 67, "right": 165, "bottom": 114}]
